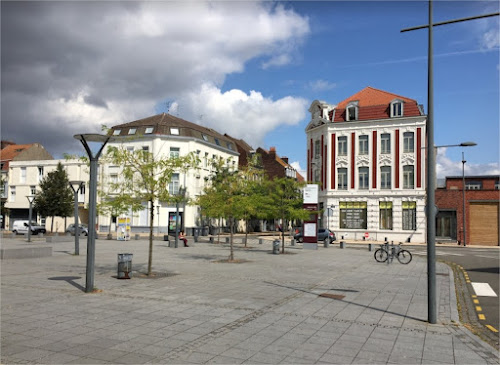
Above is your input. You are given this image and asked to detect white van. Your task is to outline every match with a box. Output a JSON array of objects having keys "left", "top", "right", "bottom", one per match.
[{"left": 12, "top": 220, "right": 46, "bottom": 235}]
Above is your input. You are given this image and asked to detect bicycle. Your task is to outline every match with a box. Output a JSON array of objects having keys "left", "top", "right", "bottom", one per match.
[{"left": 374, "top": 242, "right": 412, "bottom": 264}]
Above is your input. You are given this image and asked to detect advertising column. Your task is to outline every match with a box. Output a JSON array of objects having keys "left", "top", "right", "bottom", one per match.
[{"left": 303, "top": 184, "right": 318, "bottom": 250}]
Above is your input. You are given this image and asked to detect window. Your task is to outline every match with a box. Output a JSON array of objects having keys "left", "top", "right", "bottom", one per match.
[
  {"left": 403, "top": 201, "right": 417, "bottom": 230},
  {"left": 359, "top": 167, "right": 369, "bottom": 190},
  {"left": 403, "top": 165, "right": 414, "bottom": 189},
  {"left": 338, "top": 168, "right": 348, "bottom": 190},
  {"left": 38, "top": 167, "right": 44, "bottom": 182},
  {"left": 466, "top": 181, "right": 482, "bottom": 190},
  {"left": 403, "top": 132, "right": 414, "bottom": 153},
  {"left": 381, "top": 133, "right": 391, "bottom": 154},
  {"left": 30, "top": 186, "right": 36, "bottom": 195},
  {"left": 128, "top": 128, "right": 136, "bottom": 135},
  {"left": 495, "top": 181, "right": 499, "bottom": 190},
  {"left": 340, "top": 202, "right": 367, "bottom": 229},
  {"left": 214, "top": 138, "right": 221, "bottom": 146},
  {"left": 379, "top": 202, "right": 393, "bottom": 230},
  {"left": 169, "top": 173, "right": 179, "bottom": 195},
  {"left": 204, "top": 153, "right": 208, "bottom": 168},
  {"left": 112, "top": 129, "right": 121, "bottom": 136},
  {"left": 314, "top": 168, "right": 320, "bottom": 183},
  {"left": 142, "top": 146, "right": 149, "bottom": 152},
  {"left": 202, "top": 134, "right": 209, "bottom": 142},
  {"left": 170, "top": 147, "right": 180, "bottom": 158},
  {"left": 347, "top": 105, "right": 358, "bottom": 121},
  {"left": 227, "top": 142, "right": 233, "bottom": 150},
  {"left": 126, "top": 146, "right": 134, "bottom": 152},
  {"left": 391, "top": 101, "right": 403, "bottom": 117},
  {"left": 381, "top": 166, "right": 391, "bottom": 189},
  {"left": 145, "top": 127, "right": 154, "bottom": 134},
  {"left": 314, "top": 140, "right": 321, "bottom": 158},
  {"left": 10, "top": 186, "right": 15, "bottom": 202},
  {"left": 20, "top": 167, "right": 26, "bottom": 183},
  {"left": 338, "top": 136, "right": 347, "bottom": 156},
  {"left": 170, "top": 128, "right": 179, "bottom": 135},
  {"left": 359, "top": 135, "right": 368, "bottom": 155}
]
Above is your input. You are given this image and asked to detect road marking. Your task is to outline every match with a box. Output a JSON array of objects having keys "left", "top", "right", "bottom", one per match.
[
  {"left": 475, "top": 255, "right": 500, "bottom": 259},
  {"left": 478, "top": 314, "right": 486, "bottom": 320},
  {"left": 471, "top": 282, "right": 498, "bottom": 297},
  {"left": 472, "top": 295, "right": 477, "bottom": 298},
  {"left": 476, "top": 306, "right": 483, "bottom": 312},
  {"left": 486, "top": 325, "right": 499, "bottom": 333}
]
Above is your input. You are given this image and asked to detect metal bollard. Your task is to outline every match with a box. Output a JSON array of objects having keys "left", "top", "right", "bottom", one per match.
[
  {"left": 273, "top": 240, "right": 280, "bottom": 254},
  {"left": 368, "top": 243, "right": 373, "bottom": 251},
  {"left": 210, "top": 236, "right": 214, "bottom": 243},
  {"left": 259, "top": 238, "right": 263, "bottom": 245},
  {"left": 225, "top": 237, "right": 229, "bottom": 243},
  {"left": 340, "top": 241, "right": 345, "bottom": 249},
  {"left": 291, "top": 238, "right": 295, "bottom": 246},
  {"left": 324, "top": 239, "right": 329, "bottom": 248},
  {"left": 135, "top": 234, "right": 140, "bottom": 240}
]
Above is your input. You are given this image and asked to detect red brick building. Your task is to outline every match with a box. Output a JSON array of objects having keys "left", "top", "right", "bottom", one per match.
[{"left": 435, "top": 175, "right": 499, "bottom": 246}]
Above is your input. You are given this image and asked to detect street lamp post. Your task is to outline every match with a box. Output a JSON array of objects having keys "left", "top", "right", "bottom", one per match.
[
  {"left": 401, "top": 0, "right": 496, "bottom": 324},
  {"left": 74, "top": 134, "right": 111, "bottom": 293},
  {"left": 26, "top": 195, "right": 35, "bottom": 242},
  {"left": 69, "top": 181, "right": 84, "bottom": 255}
]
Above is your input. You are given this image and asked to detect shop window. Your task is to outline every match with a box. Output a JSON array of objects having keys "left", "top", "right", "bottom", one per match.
[
  {"left": 403, "top": 201, "right": 417, "bottom": 230},
  {"left": 379, "top": 202, "right": 393, "bottom": 230},
  {"left": 340, "top": 201, "right": 367, "bottom": 229}
]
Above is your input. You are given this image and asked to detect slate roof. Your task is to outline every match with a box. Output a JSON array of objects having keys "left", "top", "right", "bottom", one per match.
[{"left": 110, "top": 113, "right": 236, "bottom": 152}]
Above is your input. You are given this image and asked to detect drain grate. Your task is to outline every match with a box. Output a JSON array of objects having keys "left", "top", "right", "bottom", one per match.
[{"left": 318, "top": 293, "right": 345, "bottom": 300}]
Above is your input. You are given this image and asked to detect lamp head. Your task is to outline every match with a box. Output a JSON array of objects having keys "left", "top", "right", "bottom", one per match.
[
  {"left": 26, "top": 195, "right": 35, "bottom": 204},
  {"left": 459, "top": 142, "right": 477, "bottom": 147}
]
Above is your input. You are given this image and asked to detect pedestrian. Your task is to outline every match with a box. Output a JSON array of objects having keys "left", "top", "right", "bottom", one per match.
[{"left": 179, "top": 230, "right": 189, "bottom": 247}]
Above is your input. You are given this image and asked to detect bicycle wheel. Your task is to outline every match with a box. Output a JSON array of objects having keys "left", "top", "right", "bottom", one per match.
[
  {"left": 374, "top": 248, "right": 388, "bottom": 263},
  {"left": 397, "top": 250, "right": 412, "bottom": 264}
]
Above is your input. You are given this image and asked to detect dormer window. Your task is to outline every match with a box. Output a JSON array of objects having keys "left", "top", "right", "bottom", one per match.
[
  {"left": 346, "top": 101, "right": 358, "bottom": 121},
  {"left": 202, "top": 134, "right": 209, "bottom": 142},
  {"left": 128, "top": 128, "right": 136, "bottom": 135},
  {"left": 170, "top": 128, "right": 179, "bottom": 135},
  {"left": 112, "top": 129, "right": 121, "bottom": 136},
  {"left": 145, "top": 127, "right": 154, "bottom": 134},
  {"left": 390, "top": 99, "right": 404, "bottom": 117}
]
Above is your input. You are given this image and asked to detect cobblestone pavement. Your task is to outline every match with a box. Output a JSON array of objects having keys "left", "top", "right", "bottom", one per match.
[{"left": 1, "top": 236, "right": 499, "bottom": 364}]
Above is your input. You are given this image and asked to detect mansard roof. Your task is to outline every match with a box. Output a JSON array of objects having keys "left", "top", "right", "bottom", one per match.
[
  {"left": 331, "top": 86, "right": 424, "bottom": 122},
  {"left": 110, "top": 113, "right": 236, "bottom": 152}
]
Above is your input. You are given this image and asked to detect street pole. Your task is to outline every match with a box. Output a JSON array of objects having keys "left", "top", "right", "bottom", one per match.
[
  {"left": 462, "top": 152, "right": 467, "bottom": 247},
  {"left": 175, "top": 201, "right": 179, "bottom": 248},
  {"left": 74, "top": 134, "right": 110, "bottom": 293},
  {"left": 69, "top": 181, "right": 83, "bottom": 255},
  {"left": 401, "top": 0, "right": 497, "bottom": 324},
  {"left": 27, "top": 195, "right": 35, "bottom": 242}
]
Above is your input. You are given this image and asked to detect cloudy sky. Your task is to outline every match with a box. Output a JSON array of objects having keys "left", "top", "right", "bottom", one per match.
[{"left": 2, "top": 1, "right": 499, "bottom": 178}]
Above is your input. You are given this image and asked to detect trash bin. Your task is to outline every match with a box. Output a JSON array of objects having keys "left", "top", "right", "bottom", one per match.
[
  {"left": 163, "top": 235, "right": 169, "bottom": 242},
  {"left": 117, "top": 253, "right": 133, "bottom": 279},
  {"left": 273, "top": 239, "right": 280, "bottom": 254}
]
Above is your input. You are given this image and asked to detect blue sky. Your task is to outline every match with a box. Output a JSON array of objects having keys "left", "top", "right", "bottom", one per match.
[{"left": 2, "top": 1, "right": 498, "bottom": 178}]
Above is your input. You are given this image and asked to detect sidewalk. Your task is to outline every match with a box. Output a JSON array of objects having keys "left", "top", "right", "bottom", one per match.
[{"left": 1, "top": 236, "right": 498, "bottom": 364}]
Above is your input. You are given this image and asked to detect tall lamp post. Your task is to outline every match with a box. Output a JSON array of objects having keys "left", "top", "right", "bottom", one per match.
[
  {"left": 433, "top": 142, "right": 476, "bottom": 247},
  {"left": 401, "top": 0, "right": 496, "bottom": 324},
  {"left": 26, "top": 195, "right": 35, "bottom": 242},
  {"left": 69, "top": 181, "right": 84, "bottom": 255},
  {"left": 74, "top": 134, "right": 111, "bottom": 293}
]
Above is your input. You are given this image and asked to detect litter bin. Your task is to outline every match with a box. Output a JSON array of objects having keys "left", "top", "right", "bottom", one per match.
[
  {"left": 273, "top": 239, "right": 280, "bottom": 254},
  {"left": 117, "top": 253, "right": 133, "bottom": 279}
]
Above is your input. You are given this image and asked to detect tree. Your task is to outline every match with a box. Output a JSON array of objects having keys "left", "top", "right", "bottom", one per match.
[
  {"left": 34, "top": 162, "right": 73, "bottom": 232},
  {"left": 100, "top": 146, "right": 197, "bottom": 276},
  {"left": 265, "top": 177, "right": 310, "bottom": 253}
]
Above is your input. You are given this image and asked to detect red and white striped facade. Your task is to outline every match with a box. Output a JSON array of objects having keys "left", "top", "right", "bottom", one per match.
[{"left": 306, "top": 87, "right": 427, "bottom": 243}]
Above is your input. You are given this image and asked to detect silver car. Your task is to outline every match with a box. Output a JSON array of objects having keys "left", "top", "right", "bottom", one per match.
[{"left": 66, "top": 224, "right": 89, "bottom": 236}]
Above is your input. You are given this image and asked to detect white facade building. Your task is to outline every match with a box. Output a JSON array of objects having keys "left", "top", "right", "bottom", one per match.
[
  {"left": 102, "top": 113, "right": 239, "bottom": 235},
  {"left": 306, "top": 87, "right": 427, "bottom": 243}
]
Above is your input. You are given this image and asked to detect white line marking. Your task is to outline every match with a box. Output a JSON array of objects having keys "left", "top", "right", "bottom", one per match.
[
  {"left": 474, "top": 255, "right": 500, "bottom": 259},
  {"left": 471, "top": 282, "right": 498, "bottom": 297}
]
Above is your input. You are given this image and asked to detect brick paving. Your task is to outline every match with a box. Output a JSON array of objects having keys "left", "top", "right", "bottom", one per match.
[{"left": 1, "top": 235, "right": 498, "bottom": 364}]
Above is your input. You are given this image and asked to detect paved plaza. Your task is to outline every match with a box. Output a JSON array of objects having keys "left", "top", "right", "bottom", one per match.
[{"left": 1, "top": 235, "right": 499, "bottom": 364}]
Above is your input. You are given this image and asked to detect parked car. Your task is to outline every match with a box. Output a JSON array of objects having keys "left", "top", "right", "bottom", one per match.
[
  {"left": 12, "top": 220, "right": 46, "bottom": 235},
  {"left": 294, "top": 228, "right": 336, "bottom": 244},
  {"left": 66, "top": 223, "right": 89, "bottom": 236}
]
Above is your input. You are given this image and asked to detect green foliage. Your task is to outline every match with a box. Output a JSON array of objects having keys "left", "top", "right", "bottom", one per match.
[
  {"left": 99, "top": 146, "right": 198, "bottom": 275},
  {"left": 34, "top": 162, "right": 74, "bottom": 231}
]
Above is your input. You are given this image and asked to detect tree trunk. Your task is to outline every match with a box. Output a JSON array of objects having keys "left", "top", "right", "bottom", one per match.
[
  {"left": 229, "top": 216, "right": 234, "bottom": 261},
  {"left": 217, "top": 217, "right": 221, "bottom": 244},
  {"left": 147, "top": 199, "right": 154, "bottom": 276},
  {"left": 281, "top": 216, "right": 285, "bottom": 254},
  {"left": 245, "top": 217, "right": 248, "bottom": 247}
]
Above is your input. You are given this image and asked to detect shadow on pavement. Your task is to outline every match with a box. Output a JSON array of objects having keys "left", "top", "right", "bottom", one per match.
[{"left": 48, "top": 276, "right": 85, "bottom": 292}]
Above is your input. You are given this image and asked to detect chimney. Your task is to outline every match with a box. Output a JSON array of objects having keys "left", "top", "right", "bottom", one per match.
[
  {"left": 269, "top": 147, "right": 276, "bottom": 158},
  {"left": 281, "top": 156, "right": 289, "bottom": 164}
]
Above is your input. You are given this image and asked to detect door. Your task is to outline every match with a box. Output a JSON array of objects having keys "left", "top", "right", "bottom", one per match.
[
  {"left": 436, "top": 210, "right": 457, "bottom": 240},
  {"left": 470, "top": 202, "right": 499, "bottom": 246}
]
